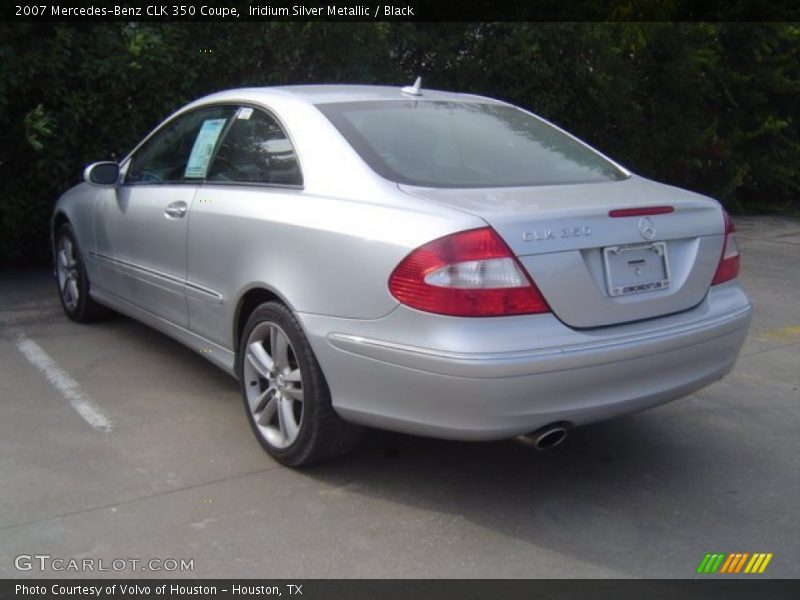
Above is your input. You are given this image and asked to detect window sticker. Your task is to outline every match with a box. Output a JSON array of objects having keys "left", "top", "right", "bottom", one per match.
[
  {"left": 184, "top": 118, "right": 227, "bottom": 178},
  {"left": 237, "top": 107, "right": 253, "bottom": 120}
]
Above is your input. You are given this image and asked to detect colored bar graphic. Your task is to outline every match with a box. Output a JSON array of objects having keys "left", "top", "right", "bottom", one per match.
[
  {"left": 734, "top": 553, "right": 749, "bottom": 573},
  {"left": 758, "top": 553, "right": 773, "bottom": 573},
  {"left": 704, "top": 554, "right": 719, "bottom": 573},
  {"left": 750, "top": 554, "right": 766, "bottom": 573},
  {"left": 697, "top": 552, "right": 772, "bottom": 575},
  {"left": 710, "top": 554, "right": 725, "bottom": 573},
  {"left": 697, "top": 554, "right": 712, "bottom": 574},
  {"left": 719, "top": 554, "right": 736, "bottom": 574}
]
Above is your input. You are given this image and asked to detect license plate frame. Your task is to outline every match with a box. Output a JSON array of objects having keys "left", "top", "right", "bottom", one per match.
[{"left": 603, "top": 241, "right": 671, "bottom": 297}]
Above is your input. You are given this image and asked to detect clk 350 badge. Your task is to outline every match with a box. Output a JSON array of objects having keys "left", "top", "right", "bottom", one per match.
[{"left": 523, "top": 226, "right": 592, "bottom": 241}]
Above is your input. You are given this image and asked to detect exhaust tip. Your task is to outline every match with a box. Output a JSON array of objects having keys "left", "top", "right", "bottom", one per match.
[
  {"left": 516, "top": 422, "right": 570, "bottom": 450},
  {"left": 534, "top": 427, "right": 568, "bottom": 450}
]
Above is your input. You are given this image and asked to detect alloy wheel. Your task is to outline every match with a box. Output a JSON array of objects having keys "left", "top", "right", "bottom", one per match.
[
  {"left": 56, "top": 235, "right": 80, "bottom": 311},
  {"left": 243, "top": 321, "right": 305, "bottom": 449}
]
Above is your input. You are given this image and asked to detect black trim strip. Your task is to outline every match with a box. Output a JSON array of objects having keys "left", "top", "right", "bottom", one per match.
[{"left": 91, "top": 252, "right": 223, "bottom": 303}]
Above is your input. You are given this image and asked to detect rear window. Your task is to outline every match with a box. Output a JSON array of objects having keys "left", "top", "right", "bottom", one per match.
[{"left": 317, "top": 100, "right": 627, "bottom": 188}]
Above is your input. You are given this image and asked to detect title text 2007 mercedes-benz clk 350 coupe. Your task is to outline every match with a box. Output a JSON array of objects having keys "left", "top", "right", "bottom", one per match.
[{"left": 52, "top": 82, "right": 752, "bottom": 466}]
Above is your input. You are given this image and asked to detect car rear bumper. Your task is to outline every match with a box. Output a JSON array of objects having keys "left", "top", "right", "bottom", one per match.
[{"left": 298, "top": 282, "right": 752, "bottom": 441}]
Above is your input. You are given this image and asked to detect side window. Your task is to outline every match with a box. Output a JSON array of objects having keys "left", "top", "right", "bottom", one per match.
[
  {"left": 126, "top": 105, "right": 236, "bottom": 184},
  {"left": 207, "top": 107, "right": 302, "bottom": 186}
]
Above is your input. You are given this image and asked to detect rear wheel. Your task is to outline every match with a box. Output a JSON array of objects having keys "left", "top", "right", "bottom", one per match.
[
  {"left": 55, "top": 223, "right": 110, "bottom": 323},
  {"left": 238, "top": 301, "right": 361, "bottom": 466}
]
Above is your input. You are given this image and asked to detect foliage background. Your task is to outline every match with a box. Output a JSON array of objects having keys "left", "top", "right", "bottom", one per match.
[{"left": 0, "top": 22, "right": 798, "bottom": 265}]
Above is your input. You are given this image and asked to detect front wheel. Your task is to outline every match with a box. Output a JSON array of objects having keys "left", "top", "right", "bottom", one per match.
[
  {"left": 55, "top": 223, "right": 110, "bottom": 323},
  {"left": 238, "top": 301, "right": 361, "bottom": 467}
]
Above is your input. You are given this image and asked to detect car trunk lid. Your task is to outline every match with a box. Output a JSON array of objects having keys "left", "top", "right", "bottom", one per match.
[{"left": 400, "top": 176, "right": 726, "bottom": 328}]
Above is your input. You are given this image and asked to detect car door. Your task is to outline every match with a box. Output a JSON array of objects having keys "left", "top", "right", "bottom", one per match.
[
  {"left": 93, "top": 105, "right": 237, "bottom": 327},
  {"left": 185, "top": 105, "right": 304, "bottom": 348}
]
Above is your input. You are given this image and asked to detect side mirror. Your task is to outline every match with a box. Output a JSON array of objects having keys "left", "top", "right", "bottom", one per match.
[{"left": 83, "top": 161, "right": 120, "bottom": 186}]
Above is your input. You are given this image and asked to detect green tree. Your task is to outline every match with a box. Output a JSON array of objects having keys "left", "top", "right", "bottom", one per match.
[{"left": 1, "top": 22, "right": 797, "bottom": 266}]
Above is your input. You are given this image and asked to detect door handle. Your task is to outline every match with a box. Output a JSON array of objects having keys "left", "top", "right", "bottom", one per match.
[{"left": 164, "top": 201, "right": 188, "bottom": 219}]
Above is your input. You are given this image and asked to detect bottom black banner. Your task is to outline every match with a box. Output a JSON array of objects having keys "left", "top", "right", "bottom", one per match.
[{"left": 2, "top": 580, "right": 800, "bottom": 600}]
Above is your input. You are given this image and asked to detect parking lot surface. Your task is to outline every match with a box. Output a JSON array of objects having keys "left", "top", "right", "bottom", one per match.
[{"left": 1, "top": 216, "right": 798, "bottom": 578}]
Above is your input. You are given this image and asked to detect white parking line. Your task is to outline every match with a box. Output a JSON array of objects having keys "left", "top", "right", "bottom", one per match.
[{"left": 14, "top": 332, "right": 113, "bottom": 433}]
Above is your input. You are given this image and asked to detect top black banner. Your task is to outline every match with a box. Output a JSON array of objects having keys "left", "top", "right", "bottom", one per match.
[{"left": 4, "top": 0, "right": 800, "bottom": 22}]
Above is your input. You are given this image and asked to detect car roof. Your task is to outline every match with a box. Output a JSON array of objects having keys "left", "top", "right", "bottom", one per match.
[{"left": 193, "top": 84, "right": 508, "bottom": 107}]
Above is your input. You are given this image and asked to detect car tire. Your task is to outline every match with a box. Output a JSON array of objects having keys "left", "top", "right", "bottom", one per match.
[
  {"left": 55, "top": 223, "right": 111, "bottom": 323},
  {"left": 238, "top": 301, "right": 362, "bottom": 467}
]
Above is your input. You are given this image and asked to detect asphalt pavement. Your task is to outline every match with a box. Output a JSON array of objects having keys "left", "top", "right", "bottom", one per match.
[{"left": 0, "top": 216, "right": 798, "bottom": 578}]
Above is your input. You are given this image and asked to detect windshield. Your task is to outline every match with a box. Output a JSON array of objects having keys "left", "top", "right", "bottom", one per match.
[{"left": 317, "top": 100, "right": 628, "bottom": 188}]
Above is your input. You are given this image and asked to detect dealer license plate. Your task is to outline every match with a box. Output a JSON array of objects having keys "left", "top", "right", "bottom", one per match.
[{"left": 603, "top": 242, "right": 670, "bottom": 297}]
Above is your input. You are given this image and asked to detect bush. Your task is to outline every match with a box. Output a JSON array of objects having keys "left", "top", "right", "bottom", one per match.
[{"left": 1, "top": 22, "right": 797, "bottom": 266}]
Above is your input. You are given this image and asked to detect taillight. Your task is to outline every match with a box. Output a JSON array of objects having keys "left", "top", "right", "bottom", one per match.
[
  {"left": 711, "top": 209, "right": 740, "bottom": 285},
  {"left": 388, "top": 227, "right": 551, "bottom": 317}
]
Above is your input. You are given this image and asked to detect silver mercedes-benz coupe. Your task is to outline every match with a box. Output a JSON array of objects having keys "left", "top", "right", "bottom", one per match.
[{"left": 52, "top": 83, "right": 752, "bottom": 465}]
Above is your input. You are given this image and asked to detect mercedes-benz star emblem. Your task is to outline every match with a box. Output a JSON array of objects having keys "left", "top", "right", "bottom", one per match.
[{"left": 638, "top": 216, "right": 656, "bottom": 240}]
